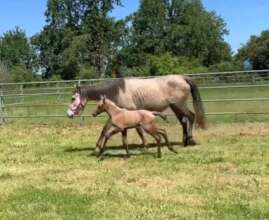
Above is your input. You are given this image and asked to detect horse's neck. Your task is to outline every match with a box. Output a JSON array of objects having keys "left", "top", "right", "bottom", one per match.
[
  {"left": 83, "top": 87, "right": 102, "bottom": 101},
  {"left": 105, "top": 102, "right": 121, "bottom": 117}
]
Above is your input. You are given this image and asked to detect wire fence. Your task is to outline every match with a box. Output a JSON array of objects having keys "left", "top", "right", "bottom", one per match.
[{"left": 1, "top": 69, "right": 269, "bottom": 123}]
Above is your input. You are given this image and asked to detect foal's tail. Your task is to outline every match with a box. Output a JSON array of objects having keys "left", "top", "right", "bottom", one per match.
[
  {"left": 184, "top": 77, "right": 206, "bottom": 129},
  {"left": 153, "top": 112, "right": 168, "bottom": 122}
]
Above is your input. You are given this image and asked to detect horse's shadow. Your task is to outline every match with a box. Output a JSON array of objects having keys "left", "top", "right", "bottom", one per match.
[{"left": 64, "top": 141, "right": 183, "bottom": 158}]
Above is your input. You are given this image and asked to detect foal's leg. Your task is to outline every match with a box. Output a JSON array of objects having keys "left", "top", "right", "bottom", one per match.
[
  {"left": 157, "top": 128, "right": 177, "bottom": 154},
  {"left": 143, "top": 124, "right": 162, "bottom": 158},
  {"left": 98, "top": 126, "right": 121, "bottom": 157},
  {"left": 170, "top": 104, "right": 196, "bottom": 147},
  {"left": 122, "top": 129, "right": 130, "bottom": 158},
  {"left": 95, "top": 118, "right": 112, "bottom": 153},
  {"left": 136, "top": 127, "right": 148, "bottom": 148}
]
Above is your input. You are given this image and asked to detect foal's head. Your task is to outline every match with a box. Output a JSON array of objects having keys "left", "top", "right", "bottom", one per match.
[
  {"left": 67, "top": 85, "right": 87, "bottom": 118},
  {"left": 92, "top": 96, "right": 108, "bottom": 117}
]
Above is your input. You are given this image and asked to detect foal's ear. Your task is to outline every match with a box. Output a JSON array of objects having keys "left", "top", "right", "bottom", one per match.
[{"left": 100, "top": 95, "right": 106, "bottom": 104}]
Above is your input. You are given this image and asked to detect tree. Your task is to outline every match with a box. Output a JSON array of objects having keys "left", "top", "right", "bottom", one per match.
[
  {"left": 236, "top": 30, "right": 269, "bottom": 70},
  {"left": 32, "top": 0, "right": 123, "bottom": 79},
  {"left": 0, "top": 62, "right": 11, "bottom": 82},
  {"left": 0, "top": 27, "right": 36, "bottom": 70},
  {"left": 166, "top": 0, "right": 232, "bottom": 66},
  {"left": 122, "top": 0, "right": 231, "bottom": 70},
  {"left": 0, "top": 27, "right": 37, "bottom": 82}
]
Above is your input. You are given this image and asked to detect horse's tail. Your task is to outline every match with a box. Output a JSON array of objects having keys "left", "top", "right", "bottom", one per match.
[
  {"left": 184, "top": 77, "right": 206, "bottom": 129},
  {"left": 153, "top": 112, "right": 168, "bottom": 122}
]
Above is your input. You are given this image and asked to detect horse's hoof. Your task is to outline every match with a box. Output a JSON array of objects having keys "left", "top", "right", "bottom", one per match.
[
  {"left": 183, "top": 138, "right": 196, "bottom": 147},
  {"left": 188, "top": 139, "right": 196, "bottom": 146}
]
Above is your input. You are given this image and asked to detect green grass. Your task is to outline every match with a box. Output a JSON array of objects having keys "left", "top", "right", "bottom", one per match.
[{"left": 0, "top": 121, "right": 268, "bottom": 219}]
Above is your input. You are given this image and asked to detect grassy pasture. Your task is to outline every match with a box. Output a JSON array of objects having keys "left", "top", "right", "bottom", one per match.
[{"left": 0, "top": 121, "right": 268, "bottom": 219}]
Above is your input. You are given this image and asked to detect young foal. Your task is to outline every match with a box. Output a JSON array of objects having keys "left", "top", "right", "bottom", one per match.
[{"left": 92, "top": 96, "right": 177, "bottom": 158}]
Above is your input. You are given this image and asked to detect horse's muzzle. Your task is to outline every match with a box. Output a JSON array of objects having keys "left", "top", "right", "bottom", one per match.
[{"left": 67, "top": 109, "right": 74, "bottom": 118}]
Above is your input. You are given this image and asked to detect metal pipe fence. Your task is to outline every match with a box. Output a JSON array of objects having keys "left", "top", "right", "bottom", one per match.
[{"left": 1, "top": 70, "right": 269, "bottom": 122}]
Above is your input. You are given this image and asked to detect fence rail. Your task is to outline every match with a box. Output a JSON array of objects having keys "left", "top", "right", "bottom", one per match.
[{"left": 1, "top": 70, "right": 269, "bottom": 122}]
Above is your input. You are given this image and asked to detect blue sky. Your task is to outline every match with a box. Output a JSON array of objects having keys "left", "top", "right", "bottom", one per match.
[{"left": 0, "top": 0, "right": 268, "bottom": 53}]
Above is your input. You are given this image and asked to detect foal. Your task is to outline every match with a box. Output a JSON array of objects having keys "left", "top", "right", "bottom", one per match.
[{"left": 92, "top": 96, "right": 177, "bottom": 158}]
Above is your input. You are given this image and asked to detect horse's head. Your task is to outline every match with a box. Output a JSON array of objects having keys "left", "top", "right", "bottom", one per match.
[
  {"left": 67, "top": 85, "right": 87, "bottom": 118},
  {"left": 92, "top": 95, "right": 106, "bottom": 117}
]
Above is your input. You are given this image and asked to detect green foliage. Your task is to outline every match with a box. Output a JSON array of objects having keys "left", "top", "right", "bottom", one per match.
[
  {"left": 10, "top": 64, "right": 34, "bottom": 82},
  {"left": 0, "top": 62, "right": 11, "bottom": 82},
  {"left": 209, "top": 61, "right": 244, "bottom": 72},
  {"left": 0, "top": 27, "right": 36, "bottom": 69},
  {"left": 0, "top": 27, "right": 37, "bottom": 82},
  {"left": 236, "top": 30, "right": 269, "bottom": 70},
  {"left": 32, "top": 0, "right": 123, "bottom": 79},
  {"left": 149, "top": 53, "right": 208, "bottom": 75},
  {"left": 76, "top": 65, "right": 97, "bottom": 79},
  {"left": 123, "top": 0, "right": 232, "bottom": 70},
  {"left": 0, "top": 0, "right": 243, "bottom": 81}
]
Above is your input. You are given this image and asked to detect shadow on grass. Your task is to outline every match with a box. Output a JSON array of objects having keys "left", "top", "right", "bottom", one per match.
[{"left": 64, "top": 141, "right": 183, "bottom": 158}]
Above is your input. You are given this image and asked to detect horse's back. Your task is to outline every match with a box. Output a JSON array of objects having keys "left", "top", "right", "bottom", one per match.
[{"left": 121, "top": 75, "right": 190, "bottom": 109}]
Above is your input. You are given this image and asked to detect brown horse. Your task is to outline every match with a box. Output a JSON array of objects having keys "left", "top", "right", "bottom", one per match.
[
  {"left": 92, "top": 96, "right": 177, "bottom": 158},
  {"left": 67, "top": 75, "right": 205, "bottom": 152}
]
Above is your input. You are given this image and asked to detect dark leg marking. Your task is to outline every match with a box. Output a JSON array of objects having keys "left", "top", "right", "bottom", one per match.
[{"left": 170, "top": 104, "right": 196, "bottom": 147}]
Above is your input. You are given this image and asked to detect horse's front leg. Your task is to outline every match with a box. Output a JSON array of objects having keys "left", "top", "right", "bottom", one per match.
[{"left": 94, "top": 118, "right": 112, "bottom": 155}]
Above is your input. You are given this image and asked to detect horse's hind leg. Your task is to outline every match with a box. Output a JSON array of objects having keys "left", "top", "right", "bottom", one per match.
[
  {"left": 122, "top": 129, "right": 130, "bottom": 158},
  {"left": 170, "top": 104, "right": 195, "bottom": 147},
  {"left": 157, "top": 128, "right": 177, "bottom": 154}
]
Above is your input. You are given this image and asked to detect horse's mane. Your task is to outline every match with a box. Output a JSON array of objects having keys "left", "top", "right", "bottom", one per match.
[{"left": 81, "top": 78, "right": 125, "bottom": 101}]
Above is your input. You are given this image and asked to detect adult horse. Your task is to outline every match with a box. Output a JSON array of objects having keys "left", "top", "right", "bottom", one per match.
[{"left": 67, "top": 75, "right": 205, "bottom": 152}]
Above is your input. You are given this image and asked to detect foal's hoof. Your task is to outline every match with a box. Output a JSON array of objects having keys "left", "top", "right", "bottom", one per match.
[
  {"left": 124, "top": 154, "right": 130, "bottom": 159},
  {"left": 156, "top": 153, "right": 162, "bottom": 158},
  {"left": 169, "top": 148, "right": 178, "bottom": 154},
  {"left": 92, "top": 148, "right": 101, "bottom": 157}
]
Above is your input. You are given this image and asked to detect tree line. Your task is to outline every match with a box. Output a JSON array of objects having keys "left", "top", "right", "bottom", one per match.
[{"left": 0, "top": 0, "right": 268, "bottom": 82}]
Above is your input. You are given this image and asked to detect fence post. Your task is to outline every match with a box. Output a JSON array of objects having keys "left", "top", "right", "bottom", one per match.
[
  {"left": 0, "top": 86, "right": 5, "bottom": 124},
  {"left": 20, "top": 84, "right": 24, "bottom": 103},
  {"left": 251, "top": 73, "right": 256, "bottom": 84},
  {"left": 57, "top": 82, "right": 61, "bottom": 101}
]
